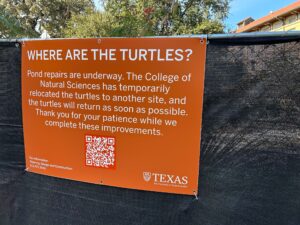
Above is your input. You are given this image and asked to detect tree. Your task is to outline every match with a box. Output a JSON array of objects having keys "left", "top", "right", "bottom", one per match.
[
  {"left": 133, "top": 0, "right": 230, "bottom": 35},
  {"left": 64, "top": 11, "right": 114, "bottom": 38},
  {"left": 0, "top": 6, "right": 37, "bottom": 38},
  {"left": 64, "top": 0, "right": 229, "bottom": 38},
  {"left": 0, "top": 0, "right": 94, "bottom": 38}
]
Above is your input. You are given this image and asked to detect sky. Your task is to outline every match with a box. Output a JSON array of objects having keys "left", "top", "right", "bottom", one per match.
[{"left": 226, "top": 0, "right": 299, "bottom": 30}]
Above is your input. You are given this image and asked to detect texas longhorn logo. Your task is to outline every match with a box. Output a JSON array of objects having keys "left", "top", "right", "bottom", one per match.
[
  {"left": 143, "top": 172, "right": 152, "bottom": 182},
  {"left": 143, "top": 171, "right": 189, "bottom": 187}
]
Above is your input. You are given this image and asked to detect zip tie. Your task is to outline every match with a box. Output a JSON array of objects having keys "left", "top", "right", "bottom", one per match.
[
  {"left": 25, "top": 167, "right": 30, "bottom": 172},
  {"left": 193, "top": 191, "right": 198, "bottom": 200}
]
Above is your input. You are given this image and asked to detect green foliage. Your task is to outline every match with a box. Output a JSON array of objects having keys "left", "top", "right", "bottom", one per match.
[
  {"left": 64, "top": 12, "right": 114, "bottom": 38},
  {"left": 0, "top": 6, "right": 38, "bottom": 38},
  {"left": 1, "top": 0, "right": 229, "bottom": 38},
  {"left": 0, "top": 0, "right": 94, "bottom": 38},
  {"left": 136, "top": 0, "right": 230, "bottom": 35},
  {"left": 65, "top": 0, "right": 229, "bottom": 37}
]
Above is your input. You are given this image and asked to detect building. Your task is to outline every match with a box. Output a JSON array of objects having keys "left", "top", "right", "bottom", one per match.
[{"left": 236, "top": 1, "right": 300, "bottom": 33}]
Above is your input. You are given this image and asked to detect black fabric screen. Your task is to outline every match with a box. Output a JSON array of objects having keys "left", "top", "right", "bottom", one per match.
[{"left": 0, "top": 37, "right": 299, "bottom": 225}]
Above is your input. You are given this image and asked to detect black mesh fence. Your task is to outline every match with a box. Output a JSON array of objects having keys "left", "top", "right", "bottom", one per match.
[{"left": 0, "top": 36, "right": 299, "bottom": 225}]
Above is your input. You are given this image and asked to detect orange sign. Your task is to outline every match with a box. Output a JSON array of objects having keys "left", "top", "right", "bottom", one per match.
[{"left": 22, "top": 38, "right": 206, "bottom": 195}]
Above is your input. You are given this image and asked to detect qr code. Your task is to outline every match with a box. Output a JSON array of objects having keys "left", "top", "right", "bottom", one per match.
[{"left": 85, "top": 135, "right": 115, "bottom": 168}]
